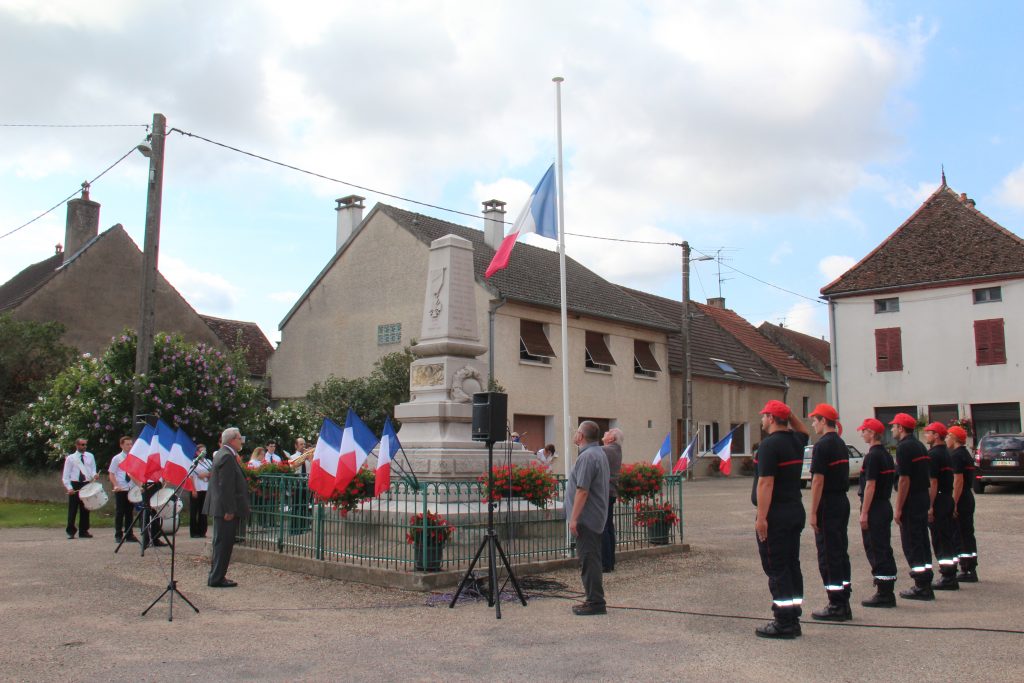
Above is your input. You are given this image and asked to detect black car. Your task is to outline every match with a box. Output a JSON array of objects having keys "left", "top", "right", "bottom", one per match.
[{"left": 974, "top": 433, "right": 1024, "bottom": 494}]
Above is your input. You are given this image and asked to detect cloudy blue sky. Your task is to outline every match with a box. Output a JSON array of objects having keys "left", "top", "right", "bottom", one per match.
[{"left": 2, "top": 0, "right": 1022, "bottom": 344}]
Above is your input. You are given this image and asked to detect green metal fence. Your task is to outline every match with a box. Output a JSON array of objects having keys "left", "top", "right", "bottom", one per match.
[{"left": 243, "top": 473, "right": 685, "bottom": 572}]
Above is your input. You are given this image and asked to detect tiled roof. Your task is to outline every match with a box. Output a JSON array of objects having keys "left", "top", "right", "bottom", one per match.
[
  {"left": 821, "top": 185, "right": 1024, "bottom": 297},
  {"left": 699, "top": 304, "right": 826, "bottom": 383},
  {"left": 758, "top": 322, "right": 831, "bottom": 369},
  {"left": 199, "top": 314, "right": 274, "bottom": 377},
  {"left": 620, "top": 287, "right": 787, "bottom": 388},
  {"left": 0, "top": 251, "right": 63, "bottom": 312}
]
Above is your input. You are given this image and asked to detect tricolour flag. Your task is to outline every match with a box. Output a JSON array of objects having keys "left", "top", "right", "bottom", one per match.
[
  {"left": 651, "top": 433, "right": 671, "bottom": 466},
  {"left": 376, "top": 417, "right": 400, "bottom": 497},
  {"left": 336, "top": 408, "right": 380, "bottom": 492},
  {"left": 163, "top": 428, "right": 196, "bottom": 492},
  {"left": 712, "top": 427, "right": 739, "bottom": 476},
  {"left": 485, "top": 164, "right": 558, "bottom": 278},
  {"left": 673, "top": 434, "right": 698, "bottom": 474},
  {"left": 151, "top": 419, "right": 177, "bottom": 480},
  {"left": 308, "top": 418, "right": 344, "bottom": 498},
  {"left": 123, "top": 423, "right": 154, "bottom": 482}
]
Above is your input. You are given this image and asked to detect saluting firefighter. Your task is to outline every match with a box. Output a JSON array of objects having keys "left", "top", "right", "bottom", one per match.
[
  {"left": 808, "top": 403, "right": 853, "bottom": 621},
  {"left": 857, "top": 419, "right": 898, "bottom": 608},
  {"left": 891, "top": 413, "right": 935, "bottom": 601},
  {"left": 924, "top": 422, "right": 959, "bottom": 591},
  {"left": 947, "top": 426, "right": 979, "bottom": 582}
]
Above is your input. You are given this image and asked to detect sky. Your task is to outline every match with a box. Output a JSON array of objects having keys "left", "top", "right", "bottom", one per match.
[{"left": 2, "top": 0, "right": 1023, "bottom": 346}]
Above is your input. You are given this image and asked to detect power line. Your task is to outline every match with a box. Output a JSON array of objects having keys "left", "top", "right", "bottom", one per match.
[
  {"left": 0, "top": 123, "right": 149, "bottom": 129},
  {"left": 692, "top": 247, "right": 826, "bottom": 305}
]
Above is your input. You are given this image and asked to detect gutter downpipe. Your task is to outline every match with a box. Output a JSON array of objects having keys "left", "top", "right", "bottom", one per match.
[{"left": 488, "top": 297, "right": 507, "bottom": 387}]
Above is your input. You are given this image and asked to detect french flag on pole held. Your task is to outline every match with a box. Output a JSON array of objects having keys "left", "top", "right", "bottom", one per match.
[
  {"left": 375, "top": 416, "right": 401, "bottom": 497},
  {"left": 308, "top": 418, "right": 344, "bottom": 498},
  {"left": 484, "top": 163, "right": 558, "bottom": 278},
  {"left": 163, "top": 428, "right": 196, "bottom": 492},
  {"left": 152, "top": 419, "right": 177, "bottom": 479},
  {"left": 673, "top": 434, "right": 698, "bottom": 474},
  {"left": 123, "top": 423, "right": 154, "bottom": 482},
  {"left": 651, "top": 433, "right": 671, "bottom": 466},
  {"left": 712, "top": 427, "right": 740, "bottom": 476},
  {"left": 336, "top": 408, "right": 380, "bottom": 492}
]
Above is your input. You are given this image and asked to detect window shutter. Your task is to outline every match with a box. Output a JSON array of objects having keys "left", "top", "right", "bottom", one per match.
[
  {"left": 975, "top": 318, "right": 1006, "bottom": 366},
  {"left": 875, "top": 327, "right": 902, "bottom": 372},
  {"left": 889, "top": 327, "right": 903, "bottom": 371}
]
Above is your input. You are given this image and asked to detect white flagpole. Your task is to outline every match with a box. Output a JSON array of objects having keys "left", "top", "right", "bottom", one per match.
[{"left": 553, "top": 76, "right": 572, "bottom": 481}]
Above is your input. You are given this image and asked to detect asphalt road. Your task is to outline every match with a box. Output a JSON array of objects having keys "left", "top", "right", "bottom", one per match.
[{"left": 1, "top": 477, "right": 1022, "bottom": 682}]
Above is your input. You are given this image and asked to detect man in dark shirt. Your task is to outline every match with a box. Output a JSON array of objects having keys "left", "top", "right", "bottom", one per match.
[
  {"left": 600, "top": 428, "right": 623, "bottom": 573},
  {"left": 752, "top": 400, "right": 810, "bottom": 639},
  {"left": 857, "top": 418, "right": 898, "bottom": 607},
  {"left": 891, "top": 413, "right": 934, "bottom": 601},
  {"left": 924, "top": 422, "right": 958, "bottom": 590},
  {"left": 947, "top": 426, "right": 979, "bottom": 582},
  {"left": 808, "top": 403, "right": 852, "bottom": 621}
]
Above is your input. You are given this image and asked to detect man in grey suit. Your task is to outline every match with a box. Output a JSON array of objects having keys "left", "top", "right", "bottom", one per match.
[{"left": 203, "top": 427, "right": 250, "bottom": 587}]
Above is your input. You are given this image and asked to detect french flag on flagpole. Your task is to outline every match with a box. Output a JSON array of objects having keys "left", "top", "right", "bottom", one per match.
[
  {"left": 336, "top": 408, "right": 380, "bottom": 493},
  {"left": 375, "top": 417, "right": 400, "bottom": 497},
  {"left": 712, "top": 427, "right": 740, "bottom": 476},
  {"left": 308, "top": 418, "right": 344, "bottom": 498},
  {"left": 163, "top": 428, "right": 196, "bottom": 492},
  {"left": 651, "top": 433, "right": 671, "bottom": 466},
  {"left": 673, "top": 434, "right": 698, "bottom": 474},
  {"left": 151, "top": 420, "right": 177, "bottom": 478},
  {"left": 485, "top": 163, "right": 558, "bottom": 278},
  {"left": 123, "top": 423, "right": 154, "bottom": 481}
]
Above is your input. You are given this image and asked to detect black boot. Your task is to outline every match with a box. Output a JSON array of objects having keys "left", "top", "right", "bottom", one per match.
[
  {"left": 932, "top": 573, "right": 960, "bottom": 591},
  {"left": 957, "top": 568, "right": 979, "bottom": 583},
  {"left": 899, "top": 584, "right": 935, "bottom": 601},
  {"left": 812, "top": 600, "right": 852, "bottom": 621},
  {"left": 862, "top": 580, "right": 897, "bottom": 608},
  {"left": 755, "top": 619, "right": 801, "bottom": 639}
]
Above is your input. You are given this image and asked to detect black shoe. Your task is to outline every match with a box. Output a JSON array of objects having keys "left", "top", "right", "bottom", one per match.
[
  {"left": 124, "top": 535, "right": 140, "bottom": 543},
  {"left": 811, "top": 603, "right": 852, "bottom": 622},
  {"left": 78, "top": 532, "right": 93, "bottom": 539},
  {"left": 602, "top": 567, "right": 614, "bottom": 573},
  {"left": 572, "top": 603, "right": 607, "bottom": 616},
  {"left": 208, "top": 579, "right": 238, "bottom": 588},
  {"left": 755, "top": 621, "right": 801, "bottom": 639},
  {"left": 861, "top": 592, "right": 897, "bottom": 608},
  {"left": 67, "top": 534, "right": 75, "bottom": 540},
  {"left": 932, "top": 576, "right": 959, "bottom": 591},
  {"left": 899, "top": 586, "right": 935, "bottom": 601},
  {"left": 957, "top": 570, "right": 979, "bottom": 583}
]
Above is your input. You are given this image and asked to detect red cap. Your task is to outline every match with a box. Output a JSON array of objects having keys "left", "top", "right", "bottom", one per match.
[
  {"left": 924, "top": 422, "right": 948, "bottom": 438},
  {"left": 809, "top": 403, "right": 839, "bottom": 421},
  {"left": 760, "top": 400, "right": 791, "bottom": 420},
  {"left": 948, "top": 426, "right": 968, "bottom": 443},
  {"left": 889, "top": 413, "right": 917, "bottom": 430},
  {"left": 857, "top": 418, "right": 885, "bottom": 434}
]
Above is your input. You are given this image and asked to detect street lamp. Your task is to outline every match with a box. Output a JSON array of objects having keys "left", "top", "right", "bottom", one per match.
[{"left": 681, "top": 242, "right": 713, "bottom": 469}]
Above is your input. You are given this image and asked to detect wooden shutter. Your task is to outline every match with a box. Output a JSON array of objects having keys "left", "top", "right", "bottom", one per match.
[
  {"left": 633, "top": 340, "right": 661, "bottom": 373},
  {"left": 975, "top": 318, "right": 1006, "bottom": 366},
  {"left": 585, "top": 331, "right": 616, "bottom": 366},
  {"left": 875, "top": 327, "right": 902, "bottom": 372},
  {"left": 520, "top": 320, "right": 556, "bottom": 358}
]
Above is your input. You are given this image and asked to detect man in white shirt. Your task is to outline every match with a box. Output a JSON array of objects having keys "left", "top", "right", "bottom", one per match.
[
  {"left": 265, "top": 440, "right": 283, "bottom": 464},
  {"left": 108, "top": 436, "right": 140, "bottom": 544},
  {"left": 62, "top": 438, "right": 98, "bottom": 539},
  {"left": 190, "top": 444, "right": 212, "bottom": 538}
]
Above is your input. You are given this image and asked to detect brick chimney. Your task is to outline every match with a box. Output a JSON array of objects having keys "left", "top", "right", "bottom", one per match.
[
  {"left": 707, "top": 297, "right": 726, "bottom": 309},
  {"left": 482, "top": 199, "right": 506, "bottom": 250},
  {"left": 335, "top": 195, "right": 365, "bottom": 250},
  {"left": 64, "top": 182, "right": 99, "bottom": 263}
]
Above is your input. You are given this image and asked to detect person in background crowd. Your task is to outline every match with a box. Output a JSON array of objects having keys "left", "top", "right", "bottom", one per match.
[
  {"left": 924, "top": 422, "right": 958, "bottom": 591},
  {"left": 891, "top": 413, "right": 934, "bottom": 601},
  {"left": 857, "top": 419, "right": 898, "bottom": 607},
  {"left": 62, "top": 438, "right": 98, "bottom": 539},
  {"left": 265, "top": 440, "right": 282, "bottom": 463},
  {"left": 140, "top": 462, "right": 166, "bottom": 549},
  {"left": 204, "top": 427, "right": 250, "bottom": 588},
  {"left": 247, "top": 446, "right": 266, "bottom": 470},
  {"left": 190, "top": 444, "right": 211, "bottom": 538},
  {"left": 565, "top": 421, "right": 610, "bottom": 616},
  {"left": 288, "top": 437, "right": 312, "bottom": 535},
  {"left": 108, "top": 436, "right": 139, "bottom": 544},
  {"left": 601, "top": 428, "right": 623, "bottom": 573},
  {"left": 535, "top": 444, "right": 557, "bottom": 469},
  {"left": 947, "top": 426, "right": 979, "bottom": 582}
]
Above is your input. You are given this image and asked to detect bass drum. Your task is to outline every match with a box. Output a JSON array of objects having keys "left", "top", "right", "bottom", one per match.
[{"left": 150, "top": 487, "right": 183, "bottom": 535}]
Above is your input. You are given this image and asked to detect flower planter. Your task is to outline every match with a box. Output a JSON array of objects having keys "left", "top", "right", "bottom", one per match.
[
  {"left": 414, "top": 540, "right": 445, "bottom": 572},
  {"left": 646, "top": 519, "right": 671, "bottom": 546}
]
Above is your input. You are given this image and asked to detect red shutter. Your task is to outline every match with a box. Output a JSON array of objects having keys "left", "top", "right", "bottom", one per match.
[
  {"left": 875, "top": 327, "right": 902, "bottom": 372},
  {"left": 975, "top": 319, "right": 1006, "bottom": 366}
]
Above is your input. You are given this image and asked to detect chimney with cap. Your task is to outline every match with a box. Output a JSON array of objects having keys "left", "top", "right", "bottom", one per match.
[
  {"left": 335, "top": 195, "right": 365, "bottom": 250},
  {"left": 706, "top": 297, "right": 726, "bottom": 309},
  {"left": 64, "top": 182, "right": 99, "bottom": 264},
  {"left": 482, "top": 199, "right": 507, "bottom": 250}
]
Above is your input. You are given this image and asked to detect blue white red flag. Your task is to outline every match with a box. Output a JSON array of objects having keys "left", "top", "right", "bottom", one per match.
[
  {"left": 673, "top": 434, "right": 698, "bottom": 474},
  {"left": 376, "top": 417, "right": 401, "bottom": 497},
  {"left": 336, "top": 408, "right": 380, "bottom": 493},
  {"left": 123, "top": 424, "right": 154, "bottom": 482},
  {"left": 712, "top": 427, "right": 739, "bottom": 476},
  {"left": 148, "top": 419, "right": 176, "bottom": 481},
  {"left": 163, "top": 428, "right": 196, "bottom": 492},
  {"left": 485, "top": 164, "right": 558, "bottom": 278},
  {"left": 308, "top": 418, "right": 344, "bottom": 498},
  {"left": 651, "top": 433, "right": 671, "bottom": 466}
]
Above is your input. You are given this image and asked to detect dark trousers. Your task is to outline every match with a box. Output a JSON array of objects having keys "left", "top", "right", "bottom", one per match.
[
  {"left": 113, "top": 491, "right": 132, "bottom": 539},
  {"left": 956, "top": 495, "right": 978, "bottom": 570},
  {"left": 209, "top": 516, "right": 240, "bottom": 585},
  {"left": 899, "top": 496, "right": 933, "bottom": 587},
  {"left": 66, "top": 480, "right": 90, "bottom": 536},
  {"left": 814, "top": 494, "right": 851, "bottom": 603},
  {"left": 929, "top": 493, "right": 957, "bottom": 577},
  {"left": 576, "top": 524, "right": 606, "bottom": 608},
  {"left": 757, "top": 503, "right": 804, "bottom": 625},
  {"left": 601, "top": 495, "right": 616, "bottom": 571},
  {"left": 141, "top": 482, "right": 162, "bottom": 547},
  {"left": 189, "top": 491, "right": 208, "bottom": 538},
  {"left": 861, "top": 500, "right": 897, "bottom": 583}
]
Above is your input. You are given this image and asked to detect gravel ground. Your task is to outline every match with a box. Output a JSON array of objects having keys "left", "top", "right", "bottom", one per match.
[{"left": 2, "top": 477, "right": 1022, "bottom": 682}]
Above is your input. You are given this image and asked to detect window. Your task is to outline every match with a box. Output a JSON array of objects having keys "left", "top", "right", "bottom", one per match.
[
  {"left": 874, "top": 297, "right": 900, "bottom": 313},
  {"left": 633, "top": 340, "right": 661, "bottom": 377},
  {"left": 520, "top": 320, "right": 555, "bottom": 363},
  {"left": 377, "top": 322, "right": 401, "bottom": 345},
  {"left": 711, "top": 358, "right": 739, "bottom": 378},
  {"left": 584, "top": 331, "right": 615, "bottom": 371},
  {"left": 974, "top": 318, "right": 1006, "bottom": 365},
  {"left": 802, "top": 397, "right": 810, "bottom": 418},
  {"left": 729, "top": 423, "right": 746, "bottom": 454},
  {"left": 874, "top": 406, "right": 916, "bottom": 447},
  {"left": 700, "top": 422, "right": 720, "bottom": 452},
  {"left": 928, "top": 404, "right": 958, "bottom": 428},
  {"left": 973, "top": 286, "right": 1002, "bottom": 304},
  {"left": 875, "top": 327, "right": 903, "bottom": 372},
  {"left": 971, "top": 402, "right": 1022, "bottom": 437}
]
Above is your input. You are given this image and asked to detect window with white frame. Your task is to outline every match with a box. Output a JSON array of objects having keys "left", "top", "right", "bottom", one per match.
[
  {"left": 973, "top": 286, "right": 1002, "bottom": 304},
  {"left": 874, "top": 297, "right": 900, "bottom": 313},
  {"left": 377, "top": 322, "right": 401, "bottom": 345}
]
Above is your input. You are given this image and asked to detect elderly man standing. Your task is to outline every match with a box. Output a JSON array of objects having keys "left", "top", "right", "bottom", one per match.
[
  {"left": 204, "top": 427, "right": 250, "bottom": 588},
  {"left": 601, "top": 428, "right": 624, "bottom": 573},
  {"left": 566, "top": 420, "right": 610, "bottom": 616}
]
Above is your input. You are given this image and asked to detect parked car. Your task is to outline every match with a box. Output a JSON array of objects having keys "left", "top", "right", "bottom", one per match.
[
  {"left": 973, "top": 433, "right": 1024, "bottom": 494},
  {"left": 800, "top": 444, "right": 864, "bottom": 488}
]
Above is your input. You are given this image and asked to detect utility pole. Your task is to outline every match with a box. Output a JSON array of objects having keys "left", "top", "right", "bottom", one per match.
[
  {"left": 681, "top": 241, "right": 692, "bottom": 466},
  {"left": 132, "top": 113, "right": 166, "bottom": 427}
]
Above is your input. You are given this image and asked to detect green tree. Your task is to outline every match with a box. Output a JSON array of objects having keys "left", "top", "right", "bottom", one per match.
[
  {"left": 306, "top": 347, "right": 414, "bottom": 435},
  {"left": 247, "top": 400, "right": 320, "bottom": 454}
]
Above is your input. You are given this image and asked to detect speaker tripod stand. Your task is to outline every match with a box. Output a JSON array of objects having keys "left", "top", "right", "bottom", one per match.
[{"left": 449, "top": 439, "right": 527, "bottom": 618}]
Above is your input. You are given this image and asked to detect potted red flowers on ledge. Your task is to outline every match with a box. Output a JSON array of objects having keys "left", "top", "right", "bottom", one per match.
[
  {"left": 634, "top": 500, "right": 679, "bottom": 545},
  {"left": 480, "top": 463, "right": 558, "bottom": 508},
  {"left": 314, "top": 467, "right": 375, "bottom": 517},
  {"left": 407, "top": 510, "right": 455, "bottom": 571}
]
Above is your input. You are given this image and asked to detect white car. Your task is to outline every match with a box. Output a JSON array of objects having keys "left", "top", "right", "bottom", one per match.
[{"left": 800, "top": 444, "right": 864, "bottom": 488}]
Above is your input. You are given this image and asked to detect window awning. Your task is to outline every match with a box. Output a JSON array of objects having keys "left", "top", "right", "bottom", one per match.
[
  {"left": 585, "top": 331, "right": 616, "bottom": 366},
  {"left": 633, "top": 340, "right": 661, "bottom": 372},
  {"left": 520, "top": 320, "right": 556, "bottom": 358}
]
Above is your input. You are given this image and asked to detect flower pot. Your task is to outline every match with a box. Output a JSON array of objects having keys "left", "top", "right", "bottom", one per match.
[
  {"left": 646, "top": 519, "right": 671, "bottom": 546},
  {"left": 414, "top": 539, "right": 445, "bottom": 571}
]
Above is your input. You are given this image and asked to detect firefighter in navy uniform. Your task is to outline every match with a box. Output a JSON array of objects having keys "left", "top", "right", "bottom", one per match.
[
  {"left": 891, "top": 413, "right": 934, "bottom": 600},
  {"left": 947, "top": 426, "right": 979, "bottom": 582},
  {"left": 808, "top": 403, "right": 853, "bottom": 621},
  {"left": 752, "top": 400, "right": 810, "bottom": 639},
  {"left": 924, "top": 422, "right": 959, "bottom": 590},
  {"left": 857, "top": 418, "right": 898, "bottom": 607}
]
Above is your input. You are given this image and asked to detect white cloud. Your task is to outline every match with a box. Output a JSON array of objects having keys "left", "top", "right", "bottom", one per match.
[
  {"left": 995, "top": 164, "right": 1024, "bottom": 209},
  {"left": 884, "top": 180, "right": 938, "bottom": 210},
  {"left": 818, "top": 255, "right": 857, "bottom": 282},
  {"left": 160, "top": 256, "right": 241, "bottom": 315},
  {"left": 767, "top": 301, "right": 829, "bottom": 339},
  {"left": 770, "top": 242, "right": 793, "bottom": 265}
]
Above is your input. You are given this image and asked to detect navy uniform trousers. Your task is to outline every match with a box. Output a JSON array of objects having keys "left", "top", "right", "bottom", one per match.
[{"left": 757, "top": 502, "right": 805, "bottom": 625}]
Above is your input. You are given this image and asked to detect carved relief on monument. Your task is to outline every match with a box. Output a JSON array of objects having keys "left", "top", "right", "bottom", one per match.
[
  {"left": 448, "top": 365, "right": 483, "bottom": 403},
  {"left": 411, "top": 363, "right": 445, "bottom": 388},
  {"left": 428, "top": 266, "right": 446, "bottom": 319}
]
